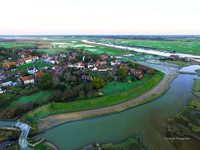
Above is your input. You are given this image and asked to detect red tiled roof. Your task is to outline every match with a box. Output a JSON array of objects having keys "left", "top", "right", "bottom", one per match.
[
  {"left": 138, "top": 74, "right": 143, "bottom": 79},
  {"left": 3, "top": 62, "right": 16, "bottom": 68},
  {"left": 34, "top": 72, "right": 44, "bottom": 78},
  {"left": 137, "top": 66, "right": 150, "bottom": 70},
  {"left": 68, "top": 57, "right": 76, "bottom": 61},
  {"left": 21, "top": 75, "right": 34, "bottom": 82}
]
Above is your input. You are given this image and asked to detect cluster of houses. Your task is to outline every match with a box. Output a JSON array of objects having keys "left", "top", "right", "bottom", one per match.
[{"left": 0, "top": 48, "right": 151, "bottom": 94}]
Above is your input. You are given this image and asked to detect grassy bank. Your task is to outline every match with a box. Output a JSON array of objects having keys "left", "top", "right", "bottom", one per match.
[
  {"left": 192, "top": 78, "right": 200, "bottom": 97},
  {"left": 92, "top": 135, "right": 145, "bottom": 150},
  {"left": 26, "top": 71, "right": 164, "bottom": 119}
]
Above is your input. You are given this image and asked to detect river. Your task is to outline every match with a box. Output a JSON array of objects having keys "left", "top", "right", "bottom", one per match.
[
  {"left": 36, "top": 65, "right": 200, "bottom": 150},
  {"left": 82, "top": 40, "right": 200, "bottom": 59},
  {"left": 0, "top": 121, "right": 31, "bottom": 150}
]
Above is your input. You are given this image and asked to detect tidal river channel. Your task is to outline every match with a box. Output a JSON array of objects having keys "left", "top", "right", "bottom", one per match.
[{"left": 35, "top": 66, "right": 199, "bottom": 150}]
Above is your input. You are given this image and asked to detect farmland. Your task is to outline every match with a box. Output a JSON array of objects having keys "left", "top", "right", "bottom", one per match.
[
  {"left": 96, "top": 39, "right": 200, "bottom": 54},
  {"left": 0, "top": 42, "right": 37, "bottom": 48}
]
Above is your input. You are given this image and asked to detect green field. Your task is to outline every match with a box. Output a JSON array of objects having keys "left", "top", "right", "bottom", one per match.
[
  {"left": 26, "top": 71, "right": 164, "bottom": 119},
  {"left": 10, "top": 90, "right": 56, "bottom": 107},
  {"left": 0, "top": 42, "right": 37, "bottom": 48},
  {"left": 18, "top": 62, "right": 52, "bottom": 72},
  {"left": 192, "top": 78, "right": 200, "bottom": 97},
  {"left": 48, "top": 41, "right": 127, "bottom": 55},
  {"left": 36, "top": 49, "right": 70, "bottom": 54},
  {"left": 97, "top": 39, "right": 200, "bottom": 54},
  {"left": 101, "top": 75, "right": 153, "bottom": 96}
]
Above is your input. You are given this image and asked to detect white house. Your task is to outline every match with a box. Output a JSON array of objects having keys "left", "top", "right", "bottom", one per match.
[
  {"left": 27, "top": 67, "right": 38, "bottom": 74},
  {"left": 19, "top": 76, "right": 35, "bottom": 85},
  {"left": 24, "top": 58, "right": 32, "bottom": 64},
  {"left": 2, "top": 81, "right": 13, "bottom": 87},
  {"left": 110, "top": 60, "right": 121, "bottom": 66}
]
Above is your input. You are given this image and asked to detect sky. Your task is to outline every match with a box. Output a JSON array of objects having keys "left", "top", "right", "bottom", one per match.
[{"left": 0, "top": 0, "right": 200, "bottom": 35}]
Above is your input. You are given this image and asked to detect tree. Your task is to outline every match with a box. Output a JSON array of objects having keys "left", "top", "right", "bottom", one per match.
[
  {"left": 10, "top": 64, "right": 16, "bottom": 69},
  {"left": 118, "top": 68, "right": 127, "bottom": 81},
  {"left": 78, "top": 90, "right": 85, "bottom": 99},
  {"left": 91, "top": 77, "right": 105, "bottom": 89},
  {"left": 52, "top": 76, "right": 60, "bottom": 88},
  {"left": 107, "top": 70, "right": 114, "bottom": 81},
  {"left": 39, "top": 73, "right": 53, "bottom": 89},
  {"left": 147, "top": 69, "right": 156, "bottom": 75}
]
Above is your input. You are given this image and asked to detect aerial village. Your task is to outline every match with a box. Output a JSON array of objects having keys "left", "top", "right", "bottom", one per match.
[{"left": 0, "top": 47, "right": 154, "bottom": 95}]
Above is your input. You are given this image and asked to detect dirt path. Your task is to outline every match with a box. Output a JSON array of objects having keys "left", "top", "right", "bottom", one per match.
[{"left": 37, "top": 73, "right": 177, "bottom": 132}]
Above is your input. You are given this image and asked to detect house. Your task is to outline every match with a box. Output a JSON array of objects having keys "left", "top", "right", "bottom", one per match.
[
  {"left": 68, "top": 57, "right": 76, "bottom": 61},
  {"left": 101, "top": 54, "right": 108, "bottom": 59},
  {"left": 169, "top": 55, "right": 179, "bottom": 60},
  {"left": 24, "top": 58, "right": 32, "bottom": 64},
  {"left": 137, "top": 66, "right": 150, "bottom": 73},
  {"left": 62, "top": 65, "right": 68, "bottom": 70},
  {"left": 60, "top": 54, "right": 66, "bottom": 58},
  {"left": 17, "top": 60, "right": 25, "bottom": 66},
  {"left": 33, "top": 72, "right": 44, "bottom": 82},
  {"left": 22, "top": 53, "right": 31, "bottom": 58},
  {"left": 138, "top": 74, "right": 143, "bottom": 80},
  {"left": 3, "top": 62, "right": 16, "bottom": 68},
  {"left": 2, "top": 81, "right": 13, "bottom": 87},
  {"left": 52, "top": 65, "right": 61, "bottom": 70},
  {"left": 68, "top": 62, "right": 85, "bottom": 70},
  {"left": 42, "top": 53, "right": 49, "bottom": 58},
  {"left": 99, "top": 60, "right": 107, "bottom": 65},
  {"left": 0, "top": 70, "right": 4, "bottom": 76},
  {"left": 53, "top": 71, "right": 62, "bottom": 76},
  {"left": 0, "top": 75, "right": 6, "bottom": 81},
  {"left": 27, "top": 66, "right": 38, "bottom": 74},
  {"left": 0, "top": 84, "right": 6, "bottom": 94},
  {"left": 93, "top": 66, "right": 113, "bottom": 72},
  {"left": 88, "top": 63, "right": 100, "bottom": 69},
  {"left": 111, "top": 60, "right": 121, "bottom": 66},
  {"left": 130, "top": 69, "right": 142, "bottom": 77},
  {"left": 159, "top": 57, "right": 166, "bottom": 60},
  {"left": 50, "top": 59, "right": 59, "bottom": 64},
  {"left": 119, "top": 64, "right": 128, "bottom": 69},
  {"left": 31, "top": 56, "right": 39, "bottom": 62},
  {"left": 81, "top": 75, "right": 93, "bottom": 82},
  {"left": 18, "top": 76, "right": 35, "bottom": 85}
]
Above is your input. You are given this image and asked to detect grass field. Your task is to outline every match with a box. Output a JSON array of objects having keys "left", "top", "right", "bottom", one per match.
[
  {"left": 101, "top": 75, "right": 153, "bottom": 96},
  {"left": 26, "top": 71, "right": 164, "bottom": 119},
  {"left": 36, "top": 49, "right": 70, "bottom": 54},
  {"left": 0, "top": 42, "right": 37, "bottom": 48},
  {"left": 49, "top": 41, "right": 127, "bottom": 55},
  {"left": 10, "top": 90, "right": 56, "bottom": 107},
  {"left": 192, "top": 78, "right": 200, "bottom": 97},
  {"left": 97, "top": 39, "right": 200, "bottom": 54},
  {"left": 18, "top": 62, "right": 52, "bottom": 72}
]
